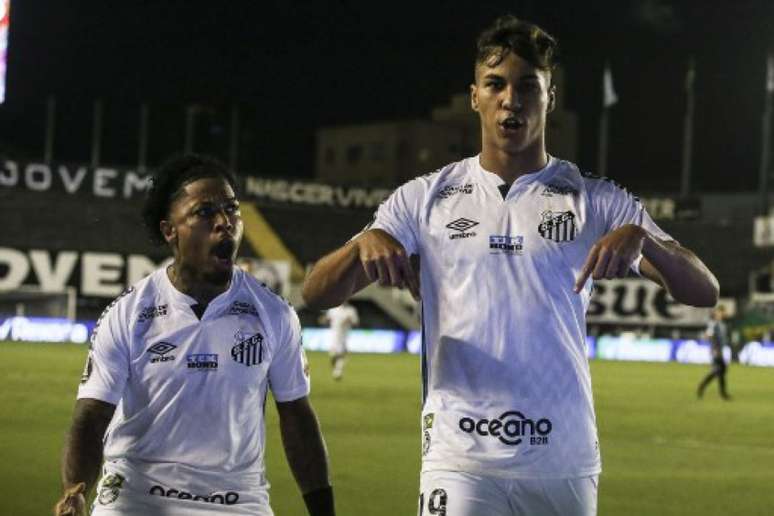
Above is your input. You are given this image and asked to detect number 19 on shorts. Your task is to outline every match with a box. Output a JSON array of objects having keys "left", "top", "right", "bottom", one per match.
[{"left": 418, "top": 488, "right": 447, "bottom": 516}]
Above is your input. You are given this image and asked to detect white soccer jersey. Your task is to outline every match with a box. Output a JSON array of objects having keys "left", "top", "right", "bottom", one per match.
[
  {"left": 78, "top": 266, "right": 310, "bottom": 511},
  {"left": 370, "top": 156, "right": 672, "bottom": 479},
  {"left": 326, "top": 304, "right": 359, "bottom": 354}
]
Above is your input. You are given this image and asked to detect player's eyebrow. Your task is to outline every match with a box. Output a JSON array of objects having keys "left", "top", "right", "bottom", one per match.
[
  {"left": 197, "top": 196, "right": 238, "bottom": 205},
  {"left": 481, "top": 72, "right": 541, "bottom": 82}
]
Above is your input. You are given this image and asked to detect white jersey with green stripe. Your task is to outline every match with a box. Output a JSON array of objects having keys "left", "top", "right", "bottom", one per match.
[{"left": 370, "top": 155, "right": 672, "bottom": 479}]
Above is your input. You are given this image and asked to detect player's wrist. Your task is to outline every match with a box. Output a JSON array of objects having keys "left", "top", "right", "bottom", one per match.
[{"left": 302, "top": 485, "right": 335, "bottom": 516}]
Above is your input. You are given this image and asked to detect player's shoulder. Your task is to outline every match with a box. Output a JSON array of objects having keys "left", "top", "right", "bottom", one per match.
[
  {"left": 90, "top": 269, "right": 161, "bottom": 346},
  {"left": 534, "top": 158, "right": 586, "bottom": 195},
  {"left": 103, "top": 269, "right": 164, "bottom": 318},
  {"left": 393, "top": 157, "right": 475, "bottom": 201},
  {"left": 235, "top": 268, "right": 296, "bottom": 320},
  {"left": 578, "top": 168, "right": 636, "bottom": 198}
]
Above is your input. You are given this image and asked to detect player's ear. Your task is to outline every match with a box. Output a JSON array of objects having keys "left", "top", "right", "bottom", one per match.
[
  {"left": 470, "top": 83, "right": 480, "bottom": 112},
  {"left": 547, "top": 85, "right": 556, "bottom": 114},
  {"left": 160, "top": 220, "right": 176, "bottom": 245}
]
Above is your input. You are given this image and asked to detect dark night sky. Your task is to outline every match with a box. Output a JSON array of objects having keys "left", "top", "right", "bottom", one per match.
[{"left": 1, "top": 0, "right": 773, "bottom": 193}]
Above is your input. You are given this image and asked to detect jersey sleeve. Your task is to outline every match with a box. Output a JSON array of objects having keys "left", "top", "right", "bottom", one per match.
[
  {"left": 268, "top": 306, "right": 311, "bottom": 402},
  {"left": 368, "top": 178, "right": 428, "bottom": 255},
  {"left": 591, "top": 179, "right": 674, "bottom": 242},
  {"left": 77, "top": 299, "right": 131, "bottom": 405},
  {"left": 588, "top": 177, "right": 675, "bottom": 275}
]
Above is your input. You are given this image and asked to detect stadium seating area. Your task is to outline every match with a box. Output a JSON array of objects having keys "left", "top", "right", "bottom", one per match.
[
  {"left": 661, "top": 218, "right": 769, "bottom": 297},
  {"left": 257, "top": 203, "right": 373, "bottom": 266}
]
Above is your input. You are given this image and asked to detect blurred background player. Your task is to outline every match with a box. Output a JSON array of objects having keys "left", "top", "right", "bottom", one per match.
[
  {"left": 320, "top": 302, "right": 359, "bottom": 380},
  {"left": 54, "top": 154, "right": 334, "bottom": 516},
  {"left": 302, "top": 15, "right": 718, "bottom": 516},
  {"left": 697, "top": 306, "right": 732, "bottom": 400}
]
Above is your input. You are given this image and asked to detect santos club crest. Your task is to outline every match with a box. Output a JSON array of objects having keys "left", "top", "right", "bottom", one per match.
[
  {"left": 232, "top": 331, "right": 264, "bottom": 367},
  {"left": 538, "top": 210, "right": 576, "bottom": 243}
]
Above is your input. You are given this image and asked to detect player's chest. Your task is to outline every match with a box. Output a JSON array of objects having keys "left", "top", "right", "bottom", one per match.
[
  {"left": 422, "top": 186, "right": 593, "bottom": 268},
  {"left": 129, "top": 315, "right": 272, "bottom": 391}
]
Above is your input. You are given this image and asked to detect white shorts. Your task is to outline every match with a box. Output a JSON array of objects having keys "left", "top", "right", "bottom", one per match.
[
  {"left": 418, "top": 470, "right": 598, "bottom": 516},
  {"left": 89, "top": 467, "right": 274, "bottom": 516}
]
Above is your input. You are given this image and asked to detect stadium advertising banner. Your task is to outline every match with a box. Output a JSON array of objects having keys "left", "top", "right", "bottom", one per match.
[
  {"left": 595, "top": 336, "right": 774, "bottom": 368},
  {"left": 587, "top": 278, "right": 711, "bottom": 327},
  {"left": 0, "top": 159, "right": 391, "bottom": 209},
  {"left": 244, "top": 177, "right": 391, "bottom": 209},
  {"left": 302, "top": 328, "right": 405, "bottom": 354},
  {"left": 0, "top": 247, "right": 167, "bottom": 298},
  {"left": 0, "top": 160, "right": 152, "bottom": 199},
  {"left": 737, "top": 341, "right": 774, "bottom": 367},
  {"left": 0, "top": 316, "right": 94, "bottom": 343},
  {"left": 673, "top": 339, "right": 733, "bottom": 364},
  {"left": 596, "top": 336, "right": 674, "bottom": 362},
  {"left": 5, "top": 319, "right": 774, "bottom": 368}
]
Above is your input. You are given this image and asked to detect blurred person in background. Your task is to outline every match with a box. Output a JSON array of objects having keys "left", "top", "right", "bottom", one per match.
[
  {"left": 697, "top": 306, "right": 732, "bottom": 400},
  {"left": 302, "top": 14, "right": 718, "bottom": 516},
  {"left": 320, "top": 301, "right": 359, "bottom": 380},
  {"left": 54, "top": 154, "right": 334, "bottom": 516}
]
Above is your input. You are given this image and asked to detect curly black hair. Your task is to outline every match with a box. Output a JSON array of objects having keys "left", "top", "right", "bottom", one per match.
[
  {"left": 142, "top": 154, "right": 239, "bottom": 245},
  {"left": 475, "top": 15, "right": 559, "bottom": 76}
]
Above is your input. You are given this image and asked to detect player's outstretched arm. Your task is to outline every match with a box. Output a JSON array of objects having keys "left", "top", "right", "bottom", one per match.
[
  {"left": 574, "top": 224, "right": 718, "bottom": 307},
  {"left": 302, "top": 229, "right": 419, "bottom": 310},
  {"left": 276, "top": 397, "right": 335, "bottom": 516},
  {"left": 55, "top": 398, "right": 116, "bottom": 516},
  {"left": 637, "top": 236, "right": 718, "bottom": 307}
]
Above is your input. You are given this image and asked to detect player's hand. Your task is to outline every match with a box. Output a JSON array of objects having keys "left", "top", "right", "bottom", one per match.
[
  {"left": 54, "top": 482, "right": 87, "bottom": 516},
  {"left": 574, "top": 224, "right": 646, "bottom": 293},
  {"left": 355, "top": 229, "right": 420, "bottom": 299}
]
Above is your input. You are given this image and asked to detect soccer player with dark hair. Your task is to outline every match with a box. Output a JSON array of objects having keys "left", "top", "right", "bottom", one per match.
[
  {"left": 697, "top": 306, "right": 732, "bottom": 400},
  {"left": 55, "top": 154, "right": 335, "bottom": 516},
  {"left": 302, "top": 15, "right": 718, "bottom": 515}
]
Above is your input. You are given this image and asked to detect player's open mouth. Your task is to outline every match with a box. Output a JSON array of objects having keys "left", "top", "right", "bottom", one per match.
[
  {"left": 500, "top": 116, "right": 524, "bottom": 131},
  {"left": 212, "top": 238, "right": 236, "bottom": 265}
]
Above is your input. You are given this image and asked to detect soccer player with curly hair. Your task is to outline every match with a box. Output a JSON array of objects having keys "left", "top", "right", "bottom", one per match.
[{"left": 55, "top": 154, "right": 335, "bottom": 516}]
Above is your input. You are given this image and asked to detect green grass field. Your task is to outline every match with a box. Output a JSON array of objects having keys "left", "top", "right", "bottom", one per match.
[{"left": 1, "top": 342, "right": 773, "bottom": 515}]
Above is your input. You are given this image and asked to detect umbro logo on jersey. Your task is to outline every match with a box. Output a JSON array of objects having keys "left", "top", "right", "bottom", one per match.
[
  {"left": 446, "top": 218, "right": 478, "bottom": 240},
  {"left": 489, "top": 235, "right": 524, "bottom": 255},
  {"left": 137, "top": 304, "right": 168, "bottom": 322},
  {"left": 437, "top": 183, "right": 474, "bottom": 199},
  {"left": 187, "top": 353, "right": 218, "bottom": 371},
  {"left": 538, "top": 210, "right": 577, "bottom": 242},
  {"left": 147, "top": 342, "right": 177, "bottom": 363},
  {"left": 541, "top": 183, "right": 578, "bottom": 197},
  {"left": 232, "top": 332, "right": 264, "bottom": 367},
  {"left": 458, "top": 411, "right": 552, "bottom": 446}
]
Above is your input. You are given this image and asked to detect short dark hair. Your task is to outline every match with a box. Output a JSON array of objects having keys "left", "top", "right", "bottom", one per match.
[
  {"left": 475, "top": 15, "right": 558, "bottom": 76},
  {"left": 142, "top": 154, "right": 239, "bottom": 245}
]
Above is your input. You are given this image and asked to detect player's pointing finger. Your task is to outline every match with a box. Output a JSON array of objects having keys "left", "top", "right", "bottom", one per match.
[{"left": 574, "top": 244, "right": 599, "bottom": 293}]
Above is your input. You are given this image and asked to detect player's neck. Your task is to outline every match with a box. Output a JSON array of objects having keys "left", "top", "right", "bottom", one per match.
[
  {"left": 479, "top": 145, "right": 548, "bottom": 185},
  {"left": 167, "top": 263, "right": 231, "bottom": 306}
]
